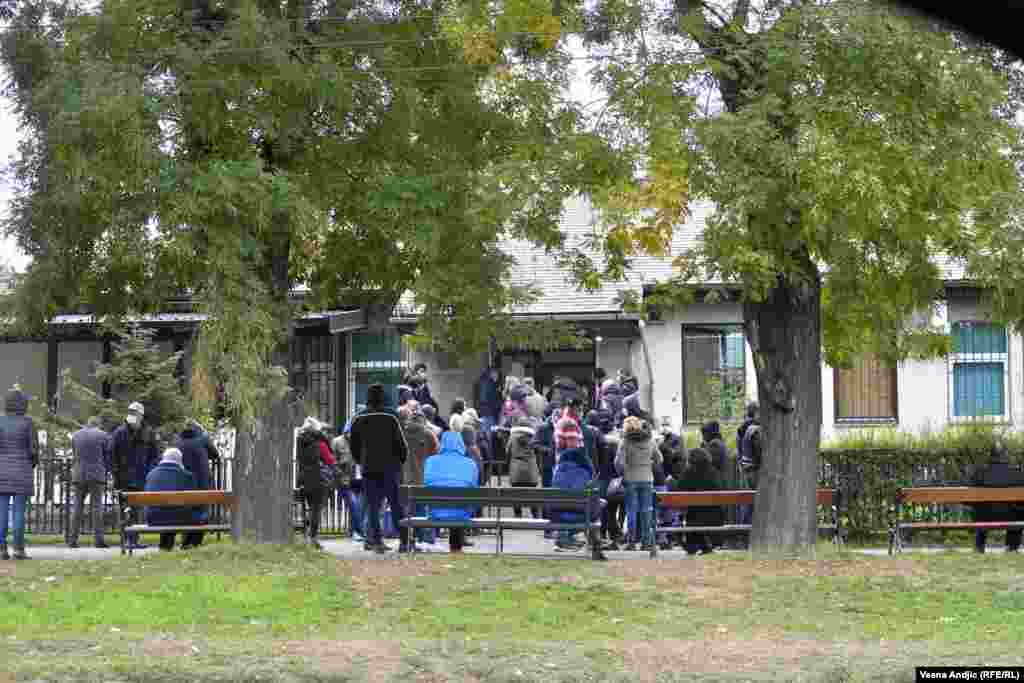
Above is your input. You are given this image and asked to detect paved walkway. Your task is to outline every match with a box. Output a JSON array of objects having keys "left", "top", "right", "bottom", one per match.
[{"left": 14, "top": 531, "right": 1017, "bottom": 561}]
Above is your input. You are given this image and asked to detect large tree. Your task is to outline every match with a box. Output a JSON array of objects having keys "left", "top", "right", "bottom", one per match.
[
  {"left": 1, "top": 0, "right": 619, "bottom": 541},
  {"left": 567, "top": 0, "right": 1024, "bottom": 554}
]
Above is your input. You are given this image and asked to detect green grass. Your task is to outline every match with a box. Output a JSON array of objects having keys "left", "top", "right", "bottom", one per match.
[{"left": 2, "top": 543, "right": 1024, "bottom": 681}]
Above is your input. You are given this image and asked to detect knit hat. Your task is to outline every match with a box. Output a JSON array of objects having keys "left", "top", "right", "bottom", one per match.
[
  {"left": 555, "top": 416, "right": 583, "bottom": 452},
  {"left": 161, "top": 447, "right": 184, "bottom": 466},
  {"left": 128, "top": 402, "right": 145, "bottom": 416},
  {"left": 302, "top": 417, "right": 323, "bottom": 432}
]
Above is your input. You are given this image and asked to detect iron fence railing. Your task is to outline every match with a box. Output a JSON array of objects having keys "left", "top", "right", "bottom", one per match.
[{"left": 18, "top": 427, "right": 351, "bottom": 538}]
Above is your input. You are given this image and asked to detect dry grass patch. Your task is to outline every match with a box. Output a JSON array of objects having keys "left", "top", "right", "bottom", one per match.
[
  {"left": 139, "top": 637, "right": 199, "bottom": 658},
  {"left": 609, "top": 637, "right": 906, "bottom": 682},
  {"left": 273, "top": 639, "right": 403, "bottom": 682}
]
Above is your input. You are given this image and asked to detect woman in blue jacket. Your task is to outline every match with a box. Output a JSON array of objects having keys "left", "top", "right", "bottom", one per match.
[{"left": 424, "top": 431, "right": 479, "bottom": 553}]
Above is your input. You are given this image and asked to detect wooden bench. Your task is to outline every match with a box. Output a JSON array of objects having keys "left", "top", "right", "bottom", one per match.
[
  {"left": 889, "top": 487, "right": 1024, "bottom": 555},
  {"left": 654, "top": 488, "right": 842, "bottom": 557},
  {"left": 400, "top": 486, "right": 606, "bottom": 560},
  {"left": 121, "top": 490, "right": 237, "bottom": 555}
]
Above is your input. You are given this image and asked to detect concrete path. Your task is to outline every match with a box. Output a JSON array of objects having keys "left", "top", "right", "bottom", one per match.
[{"left": 12, "top": 533, "right": 1015, "bottom": 561}]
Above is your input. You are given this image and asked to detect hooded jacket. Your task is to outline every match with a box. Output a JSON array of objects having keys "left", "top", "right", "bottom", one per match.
[
  {"left": 424, "top": 431, "right": 479, "bottom": 522},
  {"left": 551, "top": 447, "right": 594, "bottom": 523},
  {"left": 401, "top": 414, "right": 438, "bottom": 487},
  {"left": 618, "top": 423, "right": 661, "bottom": 483},
  {"left": 507, "top": 421, "right": 540, "bottom": 486},
  {"left": 0, "top": 390, "right": 37, "bottom": 495},
  {"left": 296, "top": 424, "right": 331, "bottom": 493},
  {"left": 175, "top": 425, "right": 217, "bottom": 491}
]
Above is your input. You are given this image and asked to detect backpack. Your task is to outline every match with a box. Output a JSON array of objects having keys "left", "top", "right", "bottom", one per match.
[{"left": 739, "top": 424, "right": 763, "bottom": 472}]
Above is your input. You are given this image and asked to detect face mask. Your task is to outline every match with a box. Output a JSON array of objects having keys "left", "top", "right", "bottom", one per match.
[{"left": 126, "top": 415, "right": 140, "bottom": 427}]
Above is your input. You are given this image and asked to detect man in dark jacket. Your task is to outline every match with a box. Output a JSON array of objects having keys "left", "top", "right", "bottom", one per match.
[
  {"left": 736, "top": 402, "right": 760, "bottom": 529},
  {"left": 349, "top": 384, "right": 410, "bottom": 554},
  {"left": 111, "top": 402, "right": 159, "bottom": 550},
  {"left": 174, "top": 420, "right": 219, "bottom": 550},
  {"left": 69, "top": 417, "right": 112, "bottom": 549},
  {"left": 296, "top": 418, "right": 332, "bottom": 549},
  {"left": 972, "top": 443, "right": 1024, "bottom": 553},
  {"left": 409, "top": 363, "right": 438, "bottom": 411},
  {"left": 145, "top": 448, "right": 197, "bottom": 551}
]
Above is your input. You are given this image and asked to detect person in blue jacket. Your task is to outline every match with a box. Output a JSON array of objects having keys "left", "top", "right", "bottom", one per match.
[
  {"left": 144, "top": 448, "right": 197, "bottom": 552},
  {"left": 423, "top": 431, "right": 479, "bottom": 554},
  {"left": 551, "top": 446, "right": 595, "bottom": 552}
]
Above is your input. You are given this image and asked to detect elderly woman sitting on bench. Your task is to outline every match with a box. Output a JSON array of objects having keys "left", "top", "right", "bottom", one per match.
[{"left": 144, "top": 448, "right": 198, "bottom": 552}]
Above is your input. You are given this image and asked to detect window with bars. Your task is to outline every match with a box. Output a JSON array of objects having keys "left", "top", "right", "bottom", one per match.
[
  {"left": 682, "top": 325, "right": 746, "bottom": 424},
  {"left": 290, "top": 334, "right": 337, "bottom": 426},
  {"left": 350, "top": 332, "right": 405, "bottom": 412},
  {"left": 948, "top": 321, "right": 1009, "bottom": 421},
  {"left": 834, "top": 354, "right": 898, "bottom": 423}
]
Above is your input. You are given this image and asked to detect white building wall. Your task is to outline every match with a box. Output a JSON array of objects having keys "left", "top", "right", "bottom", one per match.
[
  {"left": 404, "top": 348, "right": 489, "bottom": 415},
  {"left": 596, "top": 339, "right": 632, "bottom": 378}
]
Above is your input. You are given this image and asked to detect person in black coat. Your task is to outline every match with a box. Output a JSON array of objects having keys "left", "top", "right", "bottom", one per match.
[
  {"left": 972, "top": 442, "right": 1024, "bottom": 553},
  {"left": 673, "top": 448, "right": 724, "bottom": 555},
  {"left": 349, "top": 384, "right": 411, "bottom": 554},
  {"left": 700, "top": 421, "right": 729, "bottom": 474}
]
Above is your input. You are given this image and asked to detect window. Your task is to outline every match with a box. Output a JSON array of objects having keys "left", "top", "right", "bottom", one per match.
[
  {"left": 682, "top": 325, "right": 746, "bottom": 424},
  {"left": 350, "top": 332, "right": 405, "bottom": 414},
  {"left": 949, "top": 321, "right": 1009, "bottom": 420},
  {"left": 834, "top": 354, "right": 897, "bottom": 422},
  {"left": 291, "top": 334, "right": 337, "bottom": 426}
]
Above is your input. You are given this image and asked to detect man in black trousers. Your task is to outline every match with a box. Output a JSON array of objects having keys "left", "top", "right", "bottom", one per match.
[{"left": 349, "top": 384, "right": 411, "bottom": 554}]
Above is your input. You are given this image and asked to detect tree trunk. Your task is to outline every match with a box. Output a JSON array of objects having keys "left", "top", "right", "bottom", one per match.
[
  {"left": 232, "top": 396, "right": 303, "bottom": 543},
  {"left": 743, "top": 269, "right": 823, "bottom": 556}
]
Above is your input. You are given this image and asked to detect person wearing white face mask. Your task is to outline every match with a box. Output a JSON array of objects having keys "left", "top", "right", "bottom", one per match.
[{"left": 112, "top": 402, "right": 159, "bottom": 550}]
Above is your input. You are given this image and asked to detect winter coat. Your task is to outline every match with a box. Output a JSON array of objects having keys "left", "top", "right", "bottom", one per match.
[
  {"left": 618, "top": 424, "right": 661, "bottom": 484},
  {"left": 475, "top": 370, "right": 502, "bottom": 420},
  {"left": 600, "top": 382, "right": 624, "bottom": 427},
  {"left": 296, "top": 426, "right": 330, "bottom": 494},
  {"left": 623, "top": 392, "right": 651, "bottom": 424},
  {"left": 530, "top": 419, "right": 557, "bottom": 476},
  {"left": 549, "top": 378, "right": 579, "bottom": 409},
  {"left": 507, "top": 424, "right": 540, "bottom": 486},
  {"left": 551, "top": 447, "right": 594, "bottom": 523},
  {"left": 672, "top": 464, "right": 725, "bottom": 528},
  {"left": 0, "top": 390, "right": 37, "bottom": 495},
  {"left": 349, "top": 408, "right": 409, "bottom": 480},
  {"left": 144, "top": 461, "right": 197, "bottom": 526},
  {"left": 401, "top": 414, "right": 438, "bottom": 487},
  {"left": 111, "top": 423, "right": 159, "bottom": 491},
  {"left": 596, "top": 432, "right": 620, "bottom": 482},
  {"left": 175, "top": 427, "right": 216, "bottom": 491},
  {"left": 620, "top": 375, "right": 639, "bottom": 397},
  {"left": 424, "top": 431, "right": 479, "bottom": 522},
  {"left": 501, "top": 399, "right": 528, "bottom": 426},
  {"left": 71, "top": 425, "right": 111, "bottom": 485}
]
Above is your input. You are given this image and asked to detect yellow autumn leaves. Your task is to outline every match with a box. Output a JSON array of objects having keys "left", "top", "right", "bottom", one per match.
[{"left": 440, "top": 0, "right": 563, "bottom": 66}]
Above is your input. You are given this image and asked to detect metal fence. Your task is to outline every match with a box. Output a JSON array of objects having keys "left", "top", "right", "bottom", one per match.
[{"left": 20, "top": 427, "right": 351, "bottom": 538}]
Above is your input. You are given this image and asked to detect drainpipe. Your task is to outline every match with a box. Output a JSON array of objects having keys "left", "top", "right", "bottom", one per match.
[{"left": 637, "top": 320, "right": 656, "bottom": 423}]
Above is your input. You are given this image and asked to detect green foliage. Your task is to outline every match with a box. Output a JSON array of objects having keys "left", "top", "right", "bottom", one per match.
[{"left": 820, "top": 425, "right": 1024, "bottom": 539}]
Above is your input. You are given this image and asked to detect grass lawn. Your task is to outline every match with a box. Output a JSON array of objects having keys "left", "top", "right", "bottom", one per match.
[{"left": 1, "top": 542, "right": 1023, "bottom": 682}]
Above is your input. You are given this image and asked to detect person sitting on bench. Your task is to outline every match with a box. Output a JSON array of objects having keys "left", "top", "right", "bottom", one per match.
[
  {"left": 423, "top": 431, "right": 479, "bottom": 554},
  {"left": 972, "top": 442, "right": 1024, "bottom": 554},
  {"left": 673, "top": 448, "right": 724, "bottom": 556},
  {"left": 144, "top": 448, "right": 198, "bottom": 552}
]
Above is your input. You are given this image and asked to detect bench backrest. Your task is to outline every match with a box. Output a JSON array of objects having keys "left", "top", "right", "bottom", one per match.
[
  {"left": 657, "top": 488, "right": 836, "bottom": 509},
  {"left": 898, "top": 487, "right": 1024, "bottom": 505},
  {"left": 123, "top": 490, "right": 239, "bottom": 509},
  {"left": 403, "top": 486, "right": 595, "bottom": 510}
]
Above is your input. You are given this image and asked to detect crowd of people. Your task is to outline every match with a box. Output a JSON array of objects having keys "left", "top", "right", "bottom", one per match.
[{"left": 314, "top": 364, "right": 766, "bottom": 555}]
